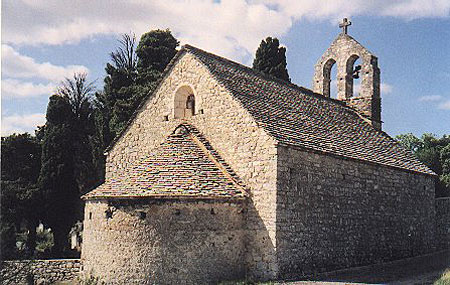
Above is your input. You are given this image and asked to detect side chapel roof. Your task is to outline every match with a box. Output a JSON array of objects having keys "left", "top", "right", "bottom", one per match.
[
  {"left": 83, "top": 124, "right": 248, "bottom": 200},
  {"left": 107, "top": 44, "right": 435, "bottom": 177}
]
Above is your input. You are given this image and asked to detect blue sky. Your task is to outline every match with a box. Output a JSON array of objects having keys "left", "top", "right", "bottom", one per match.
[{"left": 2, "top": 0, "right": 450, "bottom": 137}]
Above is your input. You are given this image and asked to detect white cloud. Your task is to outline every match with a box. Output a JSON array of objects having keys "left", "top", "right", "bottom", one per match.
[
  {"left": 381, "top": 0, "right": 450, "bottom": 19},
  {"left": 2, "top": 44, "right": 88, "bottom": 81},
  {"left": 1, "top": 113, "right": 46, "bottom": 136},
  {"left": 381, "top": 83, "right": 393, "bottom": 95},
  {"left": 417, "top": 95, "right": 450, "bottom": 110},
  {"left": 353, "top": 82, "right": 392, "bottom": 96},
  {"left": 262, "top": 0, "right": 450, "bottom": 21},
  {"left": 2, "top": 0, "right": 449, "bottom": 61},
  {"left": 418, "top": 95, "right": 443, "bottom": 102},
  {"left": 2, "top": 1, "right": 288, "bottom": 60},
  {"left": 2, "top": 79, "right": 56, "bottom": 98},
  {"left": 438, "top": 100, "right": 450, "bottom": 110}
]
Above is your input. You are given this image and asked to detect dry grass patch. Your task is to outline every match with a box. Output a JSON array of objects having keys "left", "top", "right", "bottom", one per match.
[{"left": 435, "top": 269, "right": 450, "bottom": 285}]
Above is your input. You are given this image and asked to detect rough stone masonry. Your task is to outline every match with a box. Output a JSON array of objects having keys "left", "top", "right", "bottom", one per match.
[{"left": 77, "top": 23, "right": 447, "bottom": 284}]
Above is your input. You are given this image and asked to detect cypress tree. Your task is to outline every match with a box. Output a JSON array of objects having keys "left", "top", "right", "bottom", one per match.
[
  {"left": 38, "top": 73, "right": 98, "bottom": 256},
  {"left": 253, "top": 37, "right": 291, "bottom": 82},
  {"left": 39, "top": 95, "right": 78, "bottom": 256}
]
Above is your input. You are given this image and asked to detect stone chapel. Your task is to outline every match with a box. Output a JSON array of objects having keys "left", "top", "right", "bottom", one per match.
[{"left": 81, "top": 21, "right": 440, "bottom": 284}]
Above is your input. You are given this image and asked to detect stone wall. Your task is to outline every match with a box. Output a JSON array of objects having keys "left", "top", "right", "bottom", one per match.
[
  {"left": 436, "top": 197, "right": 450, "bottom": 249},
  {"left": 82, "top": 199, "right": 246, "bottom": 284},
  {"left": 276, "top": 145, "right": 436, "bottom": 279},
  {"left": 0, "top": 259, "right": 81, "bottom": 285},
  {"left": 103, "top": 52, "right": 279, "bottom": 279}
]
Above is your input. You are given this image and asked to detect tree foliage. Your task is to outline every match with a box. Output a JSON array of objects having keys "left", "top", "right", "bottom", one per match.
[
  {"left": 38, "top": 95, "right": 78, "bottom": 256},
  {"left": 396, "top": 133, "right": 450, "bottom": 197},
  {"left": 1, "top": 133, "right": 42, "bottom": 259},
  {"left": 253, "top": 37, "right": 290, "bottom": 82},
  {"left": 96, "top": 30, "right": 179, "bottom": 147},
  {"left": 1, "top": 30, "right": 180, "bottom": 259},
  {"left": 136, "top": 29, "right": 179, "bottom": 84},
  {"left": 37, "top": 73, "right": 99, "bottom": 256},
  {"left": 55, "top": 73, "right": 100, "bottom": 194}
]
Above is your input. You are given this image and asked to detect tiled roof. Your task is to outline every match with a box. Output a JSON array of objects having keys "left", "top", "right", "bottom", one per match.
[
  {"left": 83, "top": 124, "right": 248, "bottom": 200},
  {"left": 183, "top": 45, "right": 435, "bottom": 176}
]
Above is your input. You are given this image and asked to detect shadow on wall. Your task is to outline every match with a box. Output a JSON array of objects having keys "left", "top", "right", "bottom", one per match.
[
  {"left": 244, "top": 198, "right": 278, "bottom": 282},
  {"left": 300, "top": 250, "right": 449, "bottom": 284},
  {"left": 83, "top": 198, "right": 274, "bottom": 284},
  {"left": 81, "top": 197, "right": 280, "bottom": 284}
]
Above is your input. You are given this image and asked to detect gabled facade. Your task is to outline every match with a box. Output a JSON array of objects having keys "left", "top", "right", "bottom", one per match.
[{"left": 82, "top": 36, "right": 437, "bottom": 283}]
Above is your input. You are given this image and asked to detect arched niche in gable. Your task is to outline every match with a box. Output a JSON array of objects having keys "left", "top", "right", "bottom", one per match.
[{"left": 174, "top": 85, "right": 197, "bottom": 119}]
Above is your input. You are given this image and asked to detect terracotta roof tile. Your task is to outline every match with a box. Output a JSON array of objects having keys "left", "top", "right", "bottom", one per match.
[{"left": 83, "top": 124, "right": 248, "bottom": 200}]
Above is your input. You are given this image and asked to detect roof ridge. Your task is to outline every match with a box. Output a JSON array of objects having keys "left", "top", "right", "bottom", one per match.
[
  {"left": 183, "top": 44, "right": 349, "bottom": 107},
  {"left": 181, "top": 124, "right": 249, "bottom": 196},
  {"left": 183, "top": 44, "right": 384, "bottom": 132},
  {"left": 84, "top": 123, "right": 250, "bottom": 200},
  {"left": 183, "top": 44, "right": 434, "bottom": 176}
]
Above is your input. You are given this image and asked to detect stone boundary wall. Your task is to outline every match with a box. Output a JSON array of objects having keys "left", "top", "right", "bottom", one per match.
[
  {"left": 0, "top": 259, "right": 81, "bottom": 285},
  {"left": 436, "top": 197, "right": 450, "bottom": 249}
]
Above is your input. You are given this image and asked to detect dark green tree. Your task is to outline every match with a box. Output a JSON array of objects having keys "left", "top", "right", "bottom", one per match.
[
  {"left": 396, "top": 133, "right": 450, "bottom": 197},
  {"left": 111, "top": 29, "right": 178, "bottom": 134},
  {"left": 38, "top": 95, "right": 78, "bottom": 256},
  {"left": 57, "top": 73, "right": 99, "bottom": 194},
  {"left": 439, "top": 143, "right": 450, "bottom": 190},
  {"left": 38, "top": 73, "right": 98, "bottom": 256},
  {"left": 253, "top": 37, "right": 290, "bottom": 82},
  {"left": 1, "top": 133, "right": 42, "bottom": 259},
  {"left": 98, "top": 30, "right": 178, "bottom": 144},
  {"left": 95, "top": 33, "right": 139, "bottom": 143},
  {"left": 136, "top": 29, "right": 179, "bottom": 85}
]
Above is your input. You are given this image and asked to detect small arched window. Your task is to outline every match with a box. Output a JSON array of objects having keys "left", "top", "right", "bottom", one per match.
[{"left": 174, "top": 86, "right": 196, "bottom": 119}]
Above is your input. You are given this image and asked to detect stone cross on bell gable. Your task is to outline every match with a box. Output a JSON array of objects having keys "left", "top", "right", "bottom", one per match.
[{"left": 339, "top": 18, "right": 352, "bottom": 34}]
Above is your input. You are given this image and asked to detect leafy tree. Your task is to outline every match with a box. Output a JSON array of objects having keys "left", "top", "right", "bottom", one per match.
[
  {"left": 136, "top": 29, "right": 179, "bottom": 85},
  {"left": 440, "top": 143, "right": 450, "bottom": 190},
  {"left": 396, "top": 133, "right": 450, "bottom": 197},
  {"left": 1, "top": 133, "right": 41, "bottom": 182},
  {"left": 111, "top": 29, "right": 178, "bottom": 135},
  {"left": 38, "top": 95, "right": 78, "bottom": 256},
  {"left": 253, "top": 37, "right": 290, "bottom": 82},
  {"left": 57, "top": 73, "right": 95, "bottom": 121},
  {"left": 95, "top": 33, "right": 139, "bottom": 145},
  {"left": 1, "top": 133, "right": 42, "bottom": 259},
  {"left": 38, "top": 73, "right": 98, "bottom": 256},
  {"left": 98, "top": 30, "right": 178, "bottom": 144},
  {"left": 57, "top": 73, "right": 99, "bottom": 194}
]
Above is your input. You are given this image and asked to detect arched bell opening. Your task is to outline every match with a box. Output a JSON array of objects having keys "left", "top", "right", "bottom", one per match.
[
  {"left": 322, "top": 58, "right": 336, "bottom": 98},
  {"left": 345, "top": 54, "right": 362, "bottom": 98}
]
